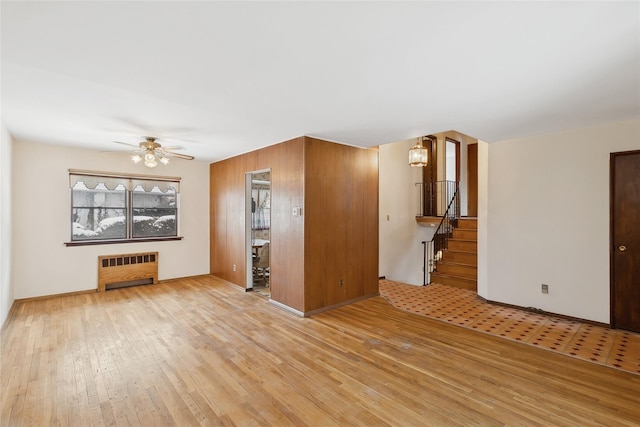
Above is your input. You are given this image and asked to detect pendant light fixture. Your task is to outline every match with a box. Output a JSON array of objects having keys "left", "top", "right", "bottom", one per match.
[{"left": 409, "top": 136, "right": 429, "bottom": 167}]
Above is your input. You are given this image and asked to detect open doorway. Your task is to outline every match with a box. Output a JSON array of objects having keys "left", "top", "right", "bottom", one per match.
[{"left": 245, "top": 169, "right": 271, "bottom": 297}]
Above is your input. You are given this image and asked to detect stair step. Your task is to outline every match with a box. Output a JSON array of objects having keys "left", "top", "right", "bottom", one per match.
[
  {"left": 429, "top": 217, "right": 478, "bottom": 291},
  {"left": 430, "top": 272, "right": 477, "bottom": 291},
  {"left": 457, "top": 218, "right": 477, "bottom": 229},
  {"left": 435, "top": 262, "right": 477, "bottom": 278},
  {"left": 448, "top": 239, "right": 477, "bottom": 252},
  {"left": 441, "top": 251, "right": 477, "bottom": 266},
  {"left": 452, "top": 229, "right": 477, "bottom": 240}
]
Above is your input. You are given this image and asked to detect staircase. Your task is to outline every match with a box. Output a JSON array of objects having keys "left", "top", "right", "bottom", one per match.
[{"left": 429, "top": 218, "right": 477, "bottom": 291}]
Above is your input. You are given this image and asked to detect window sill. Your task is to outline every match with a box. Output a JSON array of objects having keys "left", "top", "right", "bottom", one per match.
[{"left": 65, "top": 236, "right": 183, "bottom": 247}]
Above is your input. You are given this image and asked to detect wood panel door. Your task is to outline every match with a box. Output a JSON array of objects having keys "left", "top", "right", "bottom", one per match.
[
  {"left": 421, "top": 137, "right": 438, "bottom": 216},
  {"left": 467, "top": 143, "right": 478, "bottom": 217},
  {"left": 611, "top": 150, "right": 640, "bottom": 333}
]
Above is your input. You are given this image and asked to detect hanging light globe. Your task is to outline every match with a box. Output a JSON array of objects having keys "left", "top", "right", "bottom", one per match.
[{"left": 409, "top": 139, "right": 428, "bottom": 167}]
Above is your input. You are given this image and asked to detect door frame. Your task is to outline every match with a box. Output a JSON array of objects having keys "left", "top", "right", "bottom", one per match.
[
  {"left": 245, "top": 168, "right": 271, "bottom": 290},
  {"left": 245, "top": 173, "right": 253, "bottom": 290},
  {"left": 445, "top": 137, "right": 461, "bottom": 183},
  {"left": 421, "top": 136, "right": 438, "bottom": 216}
]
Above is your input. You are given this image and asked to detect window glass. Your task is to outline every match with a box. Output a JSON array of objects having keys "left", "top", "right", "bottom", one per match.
[
  {"left": 72, "top": 182, "right": 127, "bottom": 240},
  {"left": 70, "top": 174, "right": 180, "bottom": 243},
  {"left": 446, "top": 140, "right": 457, "bottom": 182},
  {"left": 132, "top": 185, "right": 177, "bottom": 237}
]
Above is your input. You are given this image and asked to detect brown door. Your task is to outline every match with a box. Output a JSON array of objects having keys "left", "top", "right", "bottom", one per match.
[
  {"left": 421, "top": 137, "right": 437, "bottom": 216},
  {"left": 467, "top": 143, "right": 478, "bottom": 217},
  {"left": 611, "top": 150, "right": 640, "bottom": 333}
]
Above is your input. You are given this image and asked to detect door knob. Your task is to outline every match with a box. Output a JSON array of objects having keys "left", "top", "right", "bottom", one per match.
[{"left": 619, "top": 245, "right": 627, "bottom": 252}]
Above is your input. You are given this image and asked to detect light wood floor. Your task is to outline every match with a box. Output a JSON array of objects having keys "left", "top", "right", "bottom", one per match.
[{"left": 2, "top": 276, "right": 639, "bottom": 426}]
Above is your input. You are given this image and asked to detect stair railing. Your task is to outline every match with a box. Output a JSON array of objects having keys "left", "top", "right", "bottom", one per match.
[
  {"left": 421, "top": 183, "right": 460, "bottom": 285},
  {"left": 415, "top": 180, "right": 458, "bottom": 217}
]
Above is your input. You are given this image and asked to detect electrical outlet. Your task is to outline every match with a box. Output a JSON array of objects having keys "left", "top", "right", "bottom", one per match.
[
  {"left": 339, "top": 279, "right": 343, "bottom": 287},
  {"left": 541, "top": 284, "right": 549, "bottom": 294},
  {"left": 233, "top": 264, "right": 236, "bottom": 272}
]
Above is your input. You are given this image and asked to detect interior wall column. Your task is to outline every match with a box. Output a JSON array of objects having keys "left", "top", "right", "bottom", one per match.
[{"left": 476, "top": 140, "right": 489, "bottom": 299}]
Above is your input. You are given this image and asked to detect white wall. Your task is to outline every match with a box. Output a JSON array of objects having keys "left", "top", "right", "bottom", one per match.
[
  {"left": 379, "top": 139, "right": 435, "bottom": 286},
  {"left": 12, "top": 140, "right": 210, "bottom": 299},
  {"left": 487, "top": 118, "right": 640, "bottom": 323},
  {"left": 0, "top": 126, "right": 14, "bottom": 327}
]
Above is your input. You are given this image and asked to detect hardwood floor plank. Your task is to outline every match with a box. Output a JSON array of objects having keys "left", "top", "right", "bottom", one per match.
[{"left": 2, "top": 275, "right": 639, "bottom": 426}]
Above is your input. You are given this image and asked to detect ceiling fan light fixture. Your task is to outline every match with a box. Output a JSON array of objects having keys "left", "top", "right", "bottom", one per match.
[
  {"left": 144, "top": 158, "right": 158, "bottom": 168},
  {"left": 119, "top": 136, "right": 194, "bottom": 167}
]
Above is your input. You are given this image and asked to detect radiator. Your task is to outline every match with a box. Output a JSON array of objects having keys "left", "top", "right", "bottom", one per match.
[{"left": 98, "top": 252, "right": 159, "bottom": 291}]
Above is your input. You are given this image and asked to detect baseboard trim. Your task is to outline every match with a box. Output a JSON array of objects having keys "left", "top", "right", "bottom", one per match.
[
  {"left": 13, "top": 274, "right": 215, "bottom": 304},
  {"left": 268, "top": 299, "right": 305, "bottom": 317},
  {"left": 158, "top": 273, "right": 215, "bottom": 285},
  {"left": 302, "top": 292, "right": 380, "bottom": 318},
  {"left": 477, "top": 295, "right": 610, "bottom": 328},
  {"left": 268, "top": 292, "right": 381, "bottom": 318},
  {"left": 15, "top": 288, "right": 98, "bottom": 304},
  {"left": 1, "top": 299, "right": 19, "bottom": 333}
]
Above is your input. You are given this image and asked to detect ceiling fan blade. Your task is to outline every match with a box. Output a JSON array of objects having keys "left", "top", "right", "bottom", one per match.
[
  {"left": 101, "top": 149, "right": 144, "bottom": 153},
  {"left": 163, "top": 151, "right": 195, "bottom": 160},
  {"left": 160, "top": 137, "right": 203, "bottom": 145},
  {"left": 113, "top": 140, "right": 142, "bottom": 149},
  {"left": 160, "top": 145, "right": 186, "bottom": 151}
]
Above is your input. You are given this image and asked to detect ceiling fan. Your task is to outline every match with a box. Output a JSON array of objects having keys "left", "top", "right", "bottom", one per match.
[{"left": 114, "top": 136, "right": 195, "bottom": 168}]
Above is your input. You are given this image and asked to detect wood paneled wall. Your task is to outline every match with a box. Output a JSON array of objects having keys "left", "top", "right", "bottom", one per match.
[
  {"left": 259, "top": 139, "right": 305, "bottom": 311},
  {"left": 210, "top": 150, "right": 259, "bottom": 286},
  {"left": 210, "top": 136, "right": 378, "bottom": 315},
  {"left": 210, "top": 138, "right": 305, "bottom": 311},
  {"left": 304, "top": 138, "right": 379, "bottom": 312}
]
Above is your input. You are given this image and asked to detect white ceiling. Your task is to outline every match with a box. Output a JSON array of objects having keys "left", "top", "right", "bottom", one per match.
[{"left": 2, "top": 1, "right": 639, "bottom": 163}]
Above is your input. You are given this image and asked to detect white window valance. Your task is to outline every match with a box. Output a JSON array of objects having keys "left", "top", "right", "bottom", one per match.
[{"left": 69, "top": 169, "right": 181, "bottom": 193}]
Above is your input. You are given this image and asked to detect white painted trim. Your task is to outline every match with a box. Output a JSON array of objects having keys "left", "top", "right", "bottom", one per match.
[{"left": 269, "top": 299, "right": 304, "bottom": 317}]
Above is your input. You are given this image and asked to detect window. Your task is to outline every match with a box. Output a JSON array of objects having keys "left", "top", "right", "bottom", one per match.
[
  {"left": 68, "top": 170, "right": 181, "bottom": 244},
  {"left": 72, "top": 182, "right": 127, "bottom": 240},
  {"left": 132, "top": 185, "right": 177, "bottom": 238}
]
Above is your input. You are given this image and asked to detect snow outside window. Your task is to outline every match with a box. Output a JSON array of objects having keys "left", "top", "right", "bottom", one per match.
[{"left": 70, "top": 173, "right": 179, "bottom": 242}]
